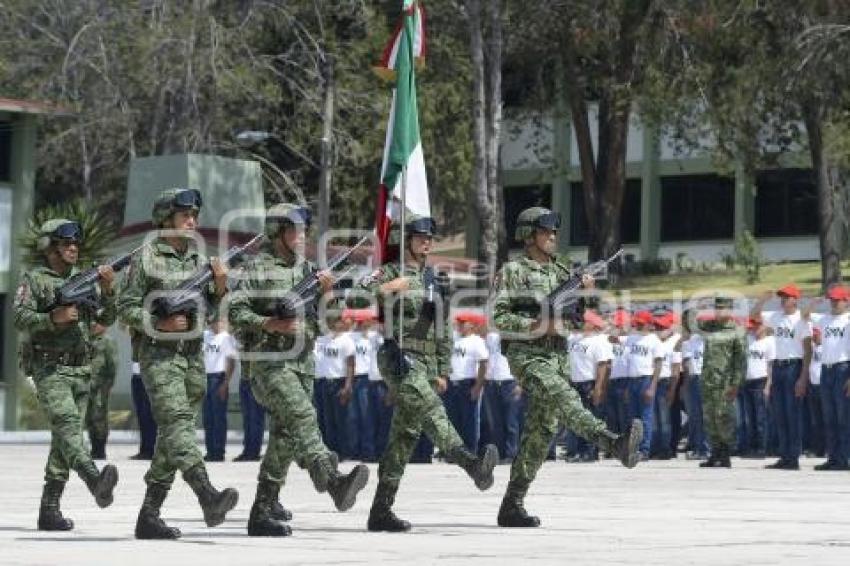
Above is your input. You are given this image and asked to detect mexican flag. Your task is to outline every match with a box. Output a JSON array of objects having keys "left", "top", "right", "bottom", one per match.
[{"left": 373, "top": 0, "right": 429, "bottom": 263}]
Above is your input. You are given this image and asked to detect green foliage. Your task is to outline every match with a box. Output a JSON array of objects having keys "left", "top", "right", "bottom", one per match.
[
  {"left": 734, "top": 230, "right": 762, "bottom": 284},
  {"left": 19, "top": 198, "right": 116, "bottom": 267}
]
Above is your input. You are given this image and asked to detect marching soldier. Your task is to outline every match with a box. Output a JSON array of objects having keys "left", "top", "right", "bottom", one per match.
[
  {"left": 491, "top": 207, "right": 642, "bottom": 528},
  {"left": 86, "top": 324, "right": 117, "bottom": 459},
  {"left": 228, "top": 203, "right": 370, "bottom": 537},
  {"left": 362, "top": 214, "right": 499, "bottom": 533},
  {"left": 118, "top": 188, "right": 238, "bottom": 539},
  {"left": 14, "top": 219, "right": 119, "bottom": 531}
]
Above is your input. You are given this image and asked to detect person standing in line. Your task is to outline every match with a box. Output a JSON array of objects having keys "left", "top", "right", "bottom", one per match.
[
  {"left": 652, "top": 312, "right": 682, "bottom": 459},
  {"left": 320, "top": 312, "right": 357, "bottom": 460},
  {"left": 606, "top": 309, "right": 632, "bottom": 439},
  {"left": 447, "top": 311, "right": 490, "bottom": 453},
  {"left": 739, "top": 318, "right": 774, "bottom": 459},
  {"left": 202, "top": 317, "right": 238, "bottom": 462},
  {"left": 681, "top": 314, "right": 709, "bottom": 460},
  {"left": 481, "top": 330, "right": 525, "bottom": 463},
  {"left": 347, "top": 309, "right": 375, "bottom": 461},
  {"left": 624, "top": 310, "right": 664, "bottom": 461},
  {"left": 233, "top": 328, "right": 266, "bottom": 462},
  {"left": 805, "top": 330, "right": 825, "bottom": 458}
]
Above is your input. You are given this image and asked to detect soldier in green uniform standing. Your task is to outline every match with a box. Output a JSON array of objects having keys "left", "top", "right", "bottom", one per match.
[
  {"left": 697, "top": 296, "right": 747, "bottom": 468},
  {"left": 14, "top": 219, "right": 120, "bottom": 531},
  {"left": 228, "top": 203, "right": 370, "bottom": 538},
  {"left": 491, "top": 207, "right": 643, "bottom": 528},
  {"left": 118, "top": 188, "right": 238, "bottom": 539},
  {"left": 362, "top": 215, "right": 499, "bottom": 533},
  {"left": 86, "top": 324, "right": 117, "bottom": 459}
]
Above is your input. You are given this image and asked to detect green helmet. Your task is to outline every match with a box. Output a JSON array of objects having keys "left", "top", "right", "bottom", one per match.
[
  {"left": 388, "top": 213, "right": 437, "bottom": 244},
  {"left": 264, "top": 203, "right": 312, "bottom": 239},
  {"left": 514, "top": 207, "right": 561, "bottom": 242},
  {"left": 37, "top": 218, "right": 82, "bottom": 251},
  {"left": 151, "top": 188, "right": 203, "bottom": 228}
]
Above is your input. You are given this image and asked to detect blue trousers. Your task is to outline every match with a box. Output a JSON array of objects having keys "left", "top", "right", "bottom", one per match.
[
  {"left": 480, "top": 380, "right": 525, "bottom": 460},
  {"left": 320, "top": 378, "right": 357, "bottom": 459},
  {"left": 820, "top": 362, "right": 850, "bottom": 465},
  {"left": 239, "top": 378, "right": 265, "bottom": 457},
  {"left": 131, "top": 373, "right": 157, "bottom": 456},
  {"left": 682, "top": 374, "right": 709, "bottom": 455},
  {"left": 628, "top": 376, "right": 654, "bottom": 456},
  {"left": 606, "top": 379, "right": 631, "bottom": 435},
  {"left": 202, "top": 372, "right": 228, "bottom": 459},
  {"left": 366, "top": 380, "right": 394, "bottom": 461},
  {"left": 348, "top": 375, "right": 370, "bottom": 460},
  {"left": 444, "top": 379, "right": 482, "bottom": 453},
  {"left": 651, "top": 379, "right": 672, "bottom": 456},
  {"left": 314, "top": 377, "right": 326, "bottom": 439},
  {"left": 771, "top": 360, "right": 804, "bottom": 464},
  {"left": 737, "top": 378, "right": 768, "bottom": 453},
  {"left": 804, "top": 384, "right": 825, "bottom": 457},
  {"left": 566, "top": 380, "right": 606, "bottom": 458}
]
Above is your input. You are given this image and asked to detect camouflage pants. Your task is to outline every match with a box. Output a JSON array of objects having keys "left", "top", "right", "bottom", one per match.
[
  {"left": 33, "top": 364, "right": 94, "bottom": 482},
  {"left": 507, "top": 347, "right": 607, "bottom": 484},
  {"left": 140, "top": 347, "right": 206, "bottom": 487},
  {"left": 702, "top": 378, "right": 737, "bottom": 448},
  {"left": 378, "top": 352, "right": 465, "bottom": 490},
  {"left": 250, "top": 363, "right": 329, "bottom": 487},
  {"left": 85, "top": 378, "right": 111, "bottom": 441}
]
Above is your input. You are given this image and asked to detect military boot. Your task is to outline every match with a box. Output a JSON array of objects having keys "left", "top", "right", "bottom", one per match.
[
  {"left": 90, "top": 437, "right": 107, "bottom": 460},
  {"left": 307, "top": 452, "right": 339, "bottom": 493},
  {"left": 367, "top": 481, "right": 411, "bottom": 532},
  {"left": 497, "top": 479, "right": 540, "bottom": 528},
  {"left": 450, "top": 444, "right": 498, "bottom": 491},
  {"left": 717, "top": 445, "right": 732, "bottom": 468},
  {"left": 327, "top": 464, "right": 370, "bottom": 512},
  {"left": 247, "top": 480, "right": 292, "bottom": 537},
  {"left": 135, "top": 483, "right": 181, "bottom": 540},
  {"left": 593, "top": 419, "right": 643, "bottom": 469},
  {"left": 270, "top": 499, "right": 293, "bottom": 522},
  {"left": 79, "top": 461, "right": 118, "bottom": 508},
  {"left": 37, "top": 480, "right": 74, "bottom": 531},
  {"left": 184, "top": 464, "right": 239, "bottom": 527}
]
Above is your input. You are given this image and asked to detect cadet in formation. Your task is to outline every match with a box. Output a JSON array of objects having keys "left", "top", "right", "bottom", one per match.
[
  {"left": 229, "top": 203, "right": 370, "bottom": 537},
  {"left": 491, "top": 207, "right": 643, "bottom": 528},
  {"left": 14, "top": 219, "right": 119, "bottom": 531},
  {"left": 86, "top": 323, "right": 117, "bottom": 460},
  {"left": 697, "top": 296, "right": 747, "bottom": 468},
  {"left": 361, "top": 214, "right": 498, "bottom": 533},
  {"left": 118, "top": 188, "right": 238, "bottom": 539}
]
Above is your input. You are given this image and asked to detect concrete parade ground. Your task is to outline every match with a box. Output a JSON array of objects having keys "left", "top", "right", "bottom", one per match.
[{"left": 1, "top": 443, "right": 849, "bottom": 566}]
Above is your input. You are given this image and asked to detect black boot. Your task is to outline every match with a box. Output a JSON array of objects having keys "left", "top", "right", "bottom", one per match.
[
  {"left": 594, "top": 420, "right": 643, "bottom": 469},
  {"left": 90, "top": 436, "right": 107, "bottom": 460},
  {"left": 184, "top": 464, "right": 239, "bottom": 527},
  {"left": 79, "top": 461, "right": 118, "bottom": 508},
  {"left": 699, "top": 450, "right": 720, "bottom": 467},
  {"left": 270, "top": 499, "right": 293, "bottom": 522},
  {"left": 37, "top": 480, "right": 74, "bottom": 531},
  {"left": 367, "top": 481, "right": 411, "bottom": 532},
  {"left": 327, "top": 464, "right": 370, "bottom": 512},
  {"left": 717, "top": 445, "right": 732, "bottom": 468},
  {"left": 450, "top": 444, "right": 498, "bottom": 491},
  {"left": 247, "top": 480, "right": 292, "bottom": 537},
  {"left": 135, "top": 483, "right": 181, "bottom": 540},
  {"left": 497, "top": 479, "right": 540, "bottom": 528}
]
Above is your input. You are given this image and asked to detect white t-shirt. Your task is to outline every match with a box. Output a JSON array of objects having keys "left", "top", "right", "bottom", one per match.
[
  {"left": 761, "top": 310, "right": 811, "bottom": 360},
  {"left": 203, "top": 330, "right": 237, "bottom": 374},
  {"left": 367, "top": 330, "right": 384, "bottom": 382},
  {"left": 350, "top": 331, "right": 371, "bottom": 376},
  {"left": 658, "top": 333, "right": 683, "bottom": 380},
  {"left": 131, "top": 361, "right": 140, "bottom": 375},
  {"left": 609, "top": 336, "right": 630, "bottom": 379},
  {"left": 323, "top": 333, "right": 356, "bottom": 379},
  {"left": 314, "top": 335, "right": 330, "bottom": 379},
  {"left": 485, "top": 332, "right": 514, "bottom": 382},
  {"left": 569, "top": 333, "right": 613, "bottom": 383},
  {"left": 746, "top": 335, "right": 775, "bottom": 380},
  {"left": 450, "top": 334, "right": 489, "bottom": 381},
  {"left": 810, "top": 343, "right": 822, "bottom": 386},
  {"left": 682, "top": 335, "right": 705, "bottom": 376},
  {"left": 626, "top": 332, "right": 664, "bottom": 378},
  {"left": 813, "top": 312, "right": 850, "bottom": 366}
]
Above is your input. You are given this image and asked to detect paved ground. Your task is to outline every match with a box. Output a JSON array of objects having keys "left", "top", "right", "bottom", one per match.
[{"left": 1, "top": 443, "right": 849, "bottom": 565}]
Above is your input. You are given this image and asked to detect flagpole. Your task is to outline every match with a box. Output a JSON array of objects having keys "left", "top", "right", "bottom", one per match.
[{"left": 399, "top": 164, "right": 407, "bottom": 354}]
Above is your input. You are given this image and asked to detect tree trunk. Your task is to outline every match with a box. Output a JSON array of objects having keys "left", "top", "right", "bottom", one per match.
[
  {"left": 485, "top": 0, "right": 506, "bottom": 267},
  {"left": 804, "top": 102, "right": 843, "bottom": 288},
  {"left": 318, "top": 54, "right": 335, "bottom": 233}
]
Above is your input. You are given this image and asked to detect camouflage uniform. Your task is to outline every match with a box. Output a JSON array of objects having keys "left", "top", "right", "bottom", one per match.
[
  {"left": 363, "top": 215, "right": 498, "bottom": 533},
  {"left": 118, "top": 188, "right": 238, "bottom": 539},
  {"left": 229, "top": 203, "right": 369, "bottom": 537},
  {"left": 86, "top": 332, "right": 117, "bottom": 458},
  {"left": 698, "top": 309, "right": 746, "bottom": 467},
  {"left": 13, "top": 219, "right": 119, "bottom": 531},
  {"left": 492, "top": 207, "right": 641, "bottom": 528}
]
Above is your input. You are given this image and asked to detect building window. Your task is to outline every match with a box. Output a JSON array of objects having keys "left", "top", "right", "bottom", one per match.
[
  {"left": 0, "top": 122, "right": 11, "bottom": 182},
  {"left": 755, "top": 168, "right": 818, "bottom": 237},
  {"left": 503, "top": 184, "right": 551, "bottom": 249},
  {"left": 660, "top": 174, "right": 734, "bottom": 241},
  {"left": 569, "top": 180, "right": 641, "bottom": 246}
]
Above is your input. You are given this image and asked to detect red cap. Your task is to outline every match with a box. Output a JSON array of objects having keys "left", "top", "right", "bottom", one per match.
[
  {"left": 633, "top": 310, "right": 654, "bottom": 326},
  {"left": 653, "top": 312, "right": 679, "bottom": 330},
  {"left": 455, "top": 310, "right": 488, "bottom": 326},
  {"left": 343, "top": 308, "right": 377, "bottom": 322},
  {"left": 827, "top": 285, "right": 850, "bottom": 301},
  {"left": 583, "top": 310, "right": 606, "bottom": 330},
  {"left": 341, "top": 308, "right": 356, "bottom": 321},
  {"left": 695, "top": 311, "right": 716, "bottom": 322},
  {"left": 746, "top": 317, "right": 761, "bottom": 330},
  {"left": 611, "top": 309, "right": 631, "bottom": 328},
  {"left": 776, "top": 284, "right": 802, "bottom": 299}
]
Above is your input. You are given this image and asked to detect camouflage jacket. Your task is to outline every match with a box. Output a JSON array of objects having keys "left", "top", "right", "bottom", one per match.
[
  {"left": 228, "top": 248, "right": 318, "bottom": 370},
  {"left": 13, "top": 263, "right": 117, "bottom": 355},
  {"left": 359, "top": 261, "right": 451, "bottom": 376},
  {"left": 700, "top": 319, "right": 747, "bottom": 388},
  {"left": 90, "top": 333, "right": 117, "bottom": 388},
  {"left": 117, "top": 238, "right": 219, "bottom": 342}
]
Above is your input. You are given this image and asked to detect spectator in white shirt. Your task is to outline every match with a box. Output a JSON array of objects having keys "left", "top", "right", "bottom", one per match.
[
  {"left": 624, "top": 310, "right": 664, "bottom": 460},
  {"left": 681, "top": 313, "right": 709, "bottom": 460},
  {"left": 652, "top": 312, "right": 682, "bottom": 460},
  {"left": 805, "top": 337, "right": 825, "bottom": 458},
  {"left": 202, "top": 319, "right": 238, "bottom": 462},
  {"left": 318, "top": 312, "right": 357, "bottom": 460},
  {"left": 606, "top": 309, "right": 632, "bottom": 437},
  {"left": 480, "top": 331, "right": 525, "bottom": 462},
  {"left": 447, "top": 311, "right": 490, "bottom": 453},
  {"left": 345, "top": 309, "right": 382, "bottom": 462},
  {"left": 362, "top": 313, "right": 394, "bottom": 462},
  {"left": 738, "top": 319, "right": 775, "bottom": 458}
]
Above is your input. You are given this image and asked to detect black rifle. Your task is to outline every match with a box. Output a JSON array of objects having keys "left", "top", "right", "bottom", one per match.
[
  {"left": 273, "top": 235, "right": 370, "bottom": 319},
  {"left": 52, "top": 245, "right": 144, "bottom": 311},
  {"left": 151, "top": 233, "right": 264, "bottom": 318},
  {"left": 545, "top": 248, "right": 624, "bottom": 320}
]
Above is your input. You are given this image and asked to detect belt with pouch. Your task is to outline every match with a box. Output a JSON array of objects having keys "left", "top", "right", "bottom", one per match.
[
  {"left": 142, "top": 336, "right": 201, "bottom": 356},
  {"left": 31, "top": 345, "right": 89, "bottom": 367}
]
